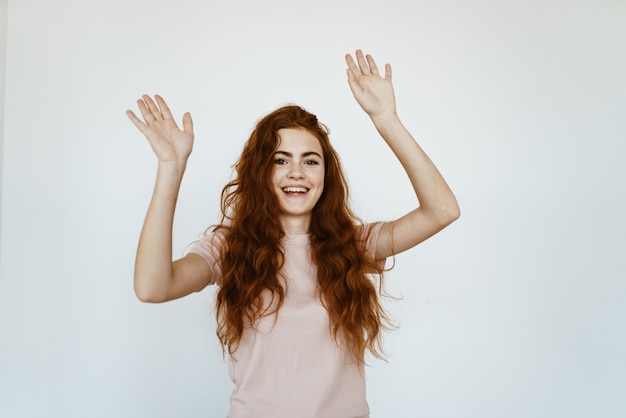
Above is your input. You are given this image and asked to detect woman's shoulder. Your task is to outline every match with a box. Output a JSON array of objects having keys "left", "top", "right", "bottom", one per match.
[
  {"left": 356, "top": 221, "right": 385, "bottom": 240},
  {"left": 187, "top": 226, "right": 227, "bottom": 261}
]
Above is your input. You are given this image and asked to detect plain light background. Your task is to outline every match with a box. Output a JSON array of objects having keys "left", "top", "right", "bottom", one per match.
[{"left": 1, "top": 0, "right": 625, "bottom": 417}]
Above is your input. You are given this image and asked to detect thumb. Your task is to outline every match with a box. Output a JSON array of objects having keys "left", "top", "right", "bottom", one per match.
[
  {"left": 384, "top": 63, "right": 392, "bottom": 81},
  {"left": 182, "top": 112, "right": 194, "bottom": 135}
]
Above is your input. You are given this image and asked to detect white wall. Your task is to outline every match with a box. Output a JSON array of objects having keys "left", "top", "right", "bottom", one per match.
[
  {"left": 0, "top": 0, "right": 6, "bottom": 244},
  {"left": 1, "top": 0, "right": 625, "bottom": 417}
]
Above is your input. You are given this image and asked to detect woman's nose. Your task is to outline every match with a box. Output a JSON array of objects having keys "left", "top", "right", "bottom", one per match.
[{"left": 287, "top": 164, "right": 305, "bottom": 179}]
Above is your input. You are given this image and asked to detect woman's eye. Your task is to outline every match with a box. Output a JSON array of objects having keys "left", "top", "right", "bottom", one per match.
[
  {"left": 274, "top": 159, "right": 287, "bottom": 165},
  {"left": 304, "top": 160, "right": 319, "bottom": 166}
]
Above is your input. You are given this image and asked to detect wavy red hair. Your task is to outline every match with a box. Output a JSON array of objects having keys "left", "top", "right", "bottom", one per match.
[{"left": 214, "top": 105, "right": 391, "bottom": 367}]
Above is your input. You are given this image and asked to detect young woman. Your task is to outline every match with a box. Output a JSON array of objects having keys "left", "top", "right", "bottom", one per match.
[{"left": 127, "top": 50, "right": 459, "bottom": 418}]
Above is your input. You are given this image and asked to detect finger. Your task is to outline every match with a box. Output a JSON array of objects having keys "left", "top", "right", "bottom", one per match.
[
  {"left": 384, "top": 63, "right": 392, "bottom": 81},
  {"left": 345, "top": 53, "right": 360, "bottom": 76},
  {"left": 366, "top": 54, "right": 379, "bottom": 76},
  {"left": 355, "top": 49, "right": 370, "bottom": 74},
  {"left": 126, "top": 109, "right": 147, "bottom": 132},
  {"left": 346, "top": 68, "right": 360, "bottom": 93},
  {"left": 182, "top": 112, "right": 194, "bottom": 135},
  {"left": 136, "top": 99, "right": 156, "bottom": 123},
  {"left": 154, "top": 95, "right": 174, "bottom": 121},
  {"left": 142, "top": 95, "right": 163, "bottom": 120}
]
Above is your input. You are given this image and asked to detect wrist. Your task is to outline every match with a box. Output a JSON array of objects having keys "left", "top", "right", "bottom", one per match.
[
  {"left": 370, "top": 112, "right": 401, "bottom": 128},
  {"left": 156, "top": 160, "right": 187, "bottom": 180}
]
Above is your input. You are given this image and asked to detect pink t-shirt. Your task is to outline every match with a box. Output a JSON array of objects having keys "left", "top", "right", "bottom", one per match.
[{"left": 189, "top": 223, "right": 386, "bottom": 418}]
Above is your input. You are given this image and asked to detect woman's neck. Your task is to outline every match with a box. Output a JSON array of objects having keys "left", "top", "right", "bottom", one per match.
[{"left": 279, "top": 215, "right": 311, "bottom": 235}]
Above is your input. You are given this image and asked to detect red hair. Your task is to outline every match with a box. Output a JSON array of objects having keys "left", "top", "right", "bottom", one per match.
[{"left": 215, "top": 105, "right": 391, "bottom": 367}]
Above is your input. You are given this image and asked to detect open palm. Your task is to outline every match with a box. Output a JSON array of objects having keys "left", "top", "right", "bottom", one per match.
[
  {"left": 345, "top": 50, "right": 397, "bottom": 119},
  {"left": 127, "top": 95, "right": 194, "bottom": 164}
]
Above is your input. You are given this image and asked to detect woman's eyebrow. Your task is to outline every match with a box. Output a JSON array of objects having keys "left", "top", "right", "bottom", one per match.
[{"left": 274, "top": 151, "right": 322, "bottom": 158}]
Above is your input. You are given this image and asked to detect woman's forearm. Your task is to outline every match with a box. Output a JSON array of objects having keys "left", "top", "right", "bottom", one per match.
[
  {"left": 134, "top": 162, "right": 186, "bottom": 302},
  {"left": 371, "top": 113, "right": 460, "bottom": 225}
]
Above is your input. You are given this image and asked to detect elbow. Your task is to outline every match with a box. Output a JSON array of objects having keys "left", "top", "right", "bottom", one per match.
[
  {"left": 437, "top": 200, "right": 461, "bottom": 228},
  {"left": 134, "top": 277, "right": 168, "bottom": 304},
  {"left": 447, "top": 201, "right": 461, "bottom": 224}
]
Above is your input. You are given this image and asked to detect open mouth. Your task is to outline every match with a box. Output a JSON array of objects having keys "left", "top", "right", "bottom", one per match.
[{"left": 282, "top": 186, "right": 309, "bottom": 195}]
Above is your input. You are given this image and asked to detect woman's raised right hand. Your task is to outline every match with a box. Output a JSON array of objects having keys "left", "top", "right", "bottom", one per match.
[{"left": 127, "top": 95, "right": 194, "bottom": 165}]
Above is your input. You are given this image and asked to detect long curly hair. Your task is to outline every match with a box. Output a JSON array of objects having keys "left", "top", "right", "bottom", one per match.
[{"left": 214, "top": 105, "right": 391, "bottom": 367}]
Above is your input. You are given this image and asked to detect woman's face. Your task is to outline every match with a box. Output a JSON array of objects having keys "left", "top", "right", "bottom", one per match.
[{"left": 271, "top": 128, "right": 325, "bottom": 233}]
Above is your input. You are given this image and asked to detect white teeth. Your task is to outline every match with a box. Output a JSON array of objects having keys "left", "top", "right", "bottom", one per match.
[{"left": 283, "top": 186, "right": 308, "bottom": 193}]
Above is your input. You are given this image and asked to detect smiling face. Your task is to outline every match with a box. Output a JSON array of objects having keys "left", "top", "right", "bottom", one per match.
[{"left": 272, "top": 128, "right": 325, "bottom": 234}]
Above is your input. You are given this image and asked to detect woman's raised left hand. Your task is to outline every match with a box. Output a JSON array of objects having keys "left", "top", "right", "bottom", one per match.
[{"left": 345, "top": 50, "right": 397, "bottom": 119}]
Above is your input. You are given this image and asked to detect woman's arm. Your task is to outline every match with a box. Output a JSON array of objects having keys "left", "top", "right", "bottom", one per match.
[
  {"left": 345, "top": 50, "right": 460, "bottom": 259},
  {"left": 127, "top": 95, "right": 212, "bottom": 303}
]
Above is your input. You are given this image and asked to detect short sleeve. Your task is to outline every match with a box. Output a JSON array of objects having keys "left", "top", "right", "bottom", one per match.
[
  {"left": 362, "top": 222, "right": 388, "bottom": 269},
  {"left": 187, "top": 230, "right": 225, "bottom": 287}
]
